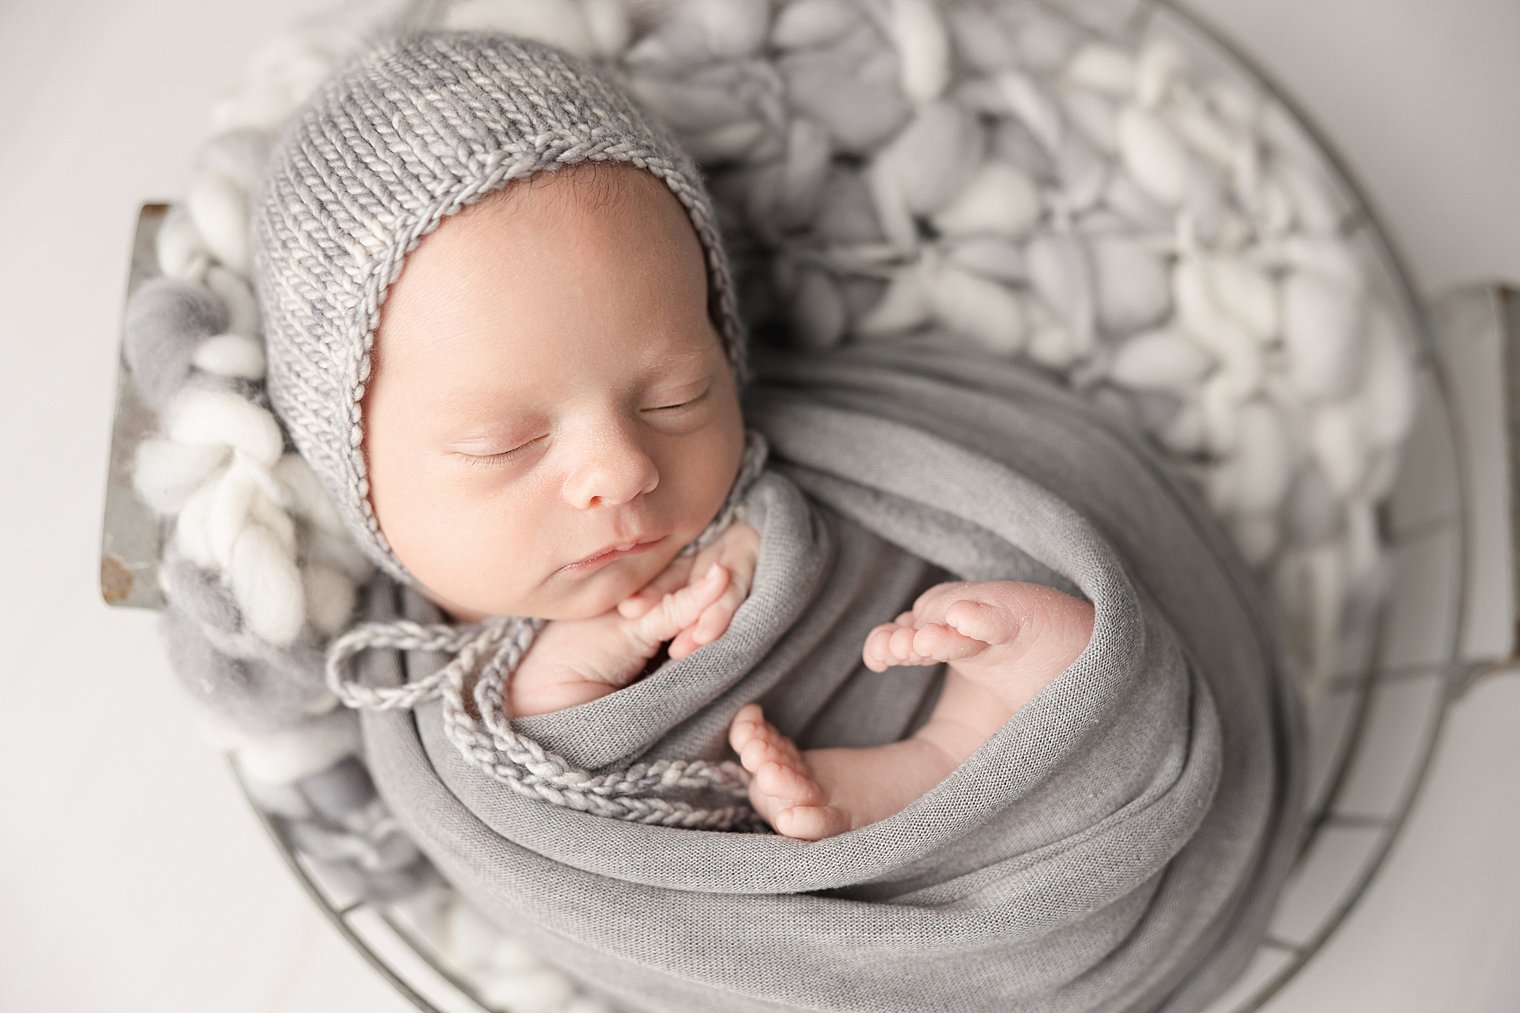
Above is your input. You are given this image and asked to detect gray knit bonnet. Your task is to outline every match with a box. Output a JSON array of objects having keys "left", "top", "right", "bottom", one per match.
[{"left": 251, "top": 30, "right": 746, "bottom": 587}]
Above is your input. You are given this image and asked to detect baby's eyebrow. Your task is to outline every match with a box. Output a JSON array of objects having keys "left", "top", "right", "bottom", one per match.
[
  {"left": 426, "top": 397, "right": 534, "bottom": 442},
  {"left": 638, "top": 343, "right": 715, "bottom": 380}
]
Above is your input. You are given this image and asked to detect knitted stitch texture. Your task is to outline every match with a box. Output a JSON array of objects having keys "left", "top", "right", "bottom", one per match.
[{"left": 251, "top": 30, "right": 746, "bottom": 587}]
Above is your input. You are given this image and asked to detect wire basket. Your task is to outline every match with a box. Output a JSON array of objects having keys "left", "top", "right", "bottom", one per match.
[{"left": 100, "top": 0, "right": 1520, "bottom": 1010}]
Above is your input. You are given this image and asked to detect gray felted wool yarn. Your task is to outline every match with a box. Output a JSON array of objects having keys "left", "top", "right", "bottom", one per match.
[
  {"left": 163, "top": 553, "right": 242, "bottom": 634},
  {"left": 123, "top": 277, "right": 228, "bottom": 411},
  {"left": 296, "top": 755, "right": 378, "bottom": 823},
  {"left": 251, "top": 30, "right": 746, "bottom": 587},
  {"left": 164, "top": 609, "right": 330, "bottom": 735}
]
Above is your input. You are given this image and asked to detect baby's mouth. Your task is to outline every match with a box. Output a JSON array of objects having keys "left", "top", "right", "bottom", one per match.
[{"left": 560, "top": 536, "right": 664, "bottom": 573}]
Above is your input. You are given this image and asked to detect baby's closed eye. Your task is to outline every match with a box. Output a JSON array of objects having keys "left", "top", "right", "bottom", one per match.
[{"left": 452, "top": 437, "right": 545, "bottom": 467}]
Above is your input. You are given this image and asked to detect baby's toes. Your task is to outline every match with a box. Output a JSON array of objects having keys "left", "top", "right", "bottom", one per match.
[
  {"left": 910, "top": 622, "right": 985, "bottom": 662},
  {"left": 773, "top": 804, "right": 852, "bottom": 842},
  {"left": 729, "top": 705, "right": 798, "bottom": 775},
  {"left": 877, "top": 622, "right": 980, "bottom": 667},
  {"left": 753, "top": 759, "right": 826, "bottom": 808},
  {"left": 945, "top": 598, "right": 1018, "bottom": 646},
  {"left": 728, "top": 703, "right": 767, "bottom": 756}
]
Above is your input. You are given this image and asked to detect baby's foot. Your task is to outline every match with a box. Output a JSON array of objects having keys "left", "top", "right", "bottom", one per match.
[
  {"left": 728, "top": 703, "right": 850, "bottom": 840},
  {"left": 863, "top": 581, "right": 1094, "bottom": 710},
  {"left": 729, "top": 703, "right": 969, "bottom": 840}
]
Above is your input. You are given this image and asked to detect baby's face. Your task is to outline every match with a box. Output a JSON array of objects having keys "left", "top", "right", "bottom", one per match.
[{"left": 362, "top": 165, "right": 746, "bottom": 622}]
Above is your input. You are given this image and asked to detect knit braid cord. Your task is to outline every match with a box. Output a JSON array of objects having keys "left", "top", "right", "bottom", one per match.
[{"left": 325, "top": 430, "right": 769, "bottom": 831}]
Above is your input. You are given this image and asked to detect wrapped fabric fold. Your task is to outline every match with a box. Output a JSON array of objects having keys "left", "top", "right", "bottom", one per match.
[{"left": 355, "top": 338, "right": 1303, "bottom": 1012}]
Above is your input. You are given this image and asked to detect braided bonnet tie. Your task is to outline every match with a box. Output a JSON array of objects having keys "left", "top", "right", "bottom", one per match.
[{"left": 326, "top": 430, "right": 770, "bottom": 831}]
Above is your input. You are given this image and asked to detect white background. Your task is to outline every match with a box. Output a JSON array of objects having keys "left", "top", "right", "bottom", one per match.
[{"left": 1, "top": 0, "right": 1517, "bottom": 1010}]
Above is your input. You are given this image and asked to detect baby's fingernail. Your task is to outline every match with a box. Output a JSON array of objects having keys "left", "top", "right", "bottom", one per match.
[{"left": 705, "top": 563, "right": 723, "bottom": 581}]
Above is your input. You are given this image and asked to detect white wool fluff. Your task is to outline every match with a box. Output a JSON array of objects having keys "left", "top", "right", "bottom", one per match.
[
  {"left": 693, "top": 0, "right": 770, "bottom": 60},
  {"left": 303, "top": 563, "right": 360, "bottom": 639},
  {"left": 994, "top": 71, "right": 1064, "bottom": 155},
  {"left": 923, "top": 257, "right": 1029, "bottom": 355},
  {"left": 637, "top": 0, "right": 768, "bottom": 64},
  {"left": 228, "top": 710, "right": 363, "bottom": 785},
  {"left": 682, "top": 117, "right": 768, "bottom": 163},
  {"left": 930, "top": 162, "right": 1043, "bottom": 236},
  {"left": 446, "top": 0, "right": 595, "bottom": 57},
  {"left": 191, "top": 333, "right": 266, "bottom": 380},
  {"left": 204, "top": 460, "right": 281, "bottom": 564},
  {"left": 764, "top": 118, "right": 832, "bottom": 227},
  {"left": 627, "top": 73, "right": 749, "bottom": 133},
  {"left": 133, "top": 438, "right": 228, "bottom": 514},
  {"left": 229, "top": 514, "right": 306, "bottom": 647},
  {"left": 1013, "top": 6, "right": 1082, "bottom": 73},
  {"left": 1065, "top": 44, "right": 1138, "bottom": 96},
  {"left": 944, "top": 235, "right": 1027, "bottom": 283},
  {"left": 1283, "top": 272, "right": 1366, "bottom": 400},
  {"left": 154, "top": 204, "right": 211, "bottom": 284},
  {"left": 1136, "top": 37, "right": 1187, "bottom": 109},
  {"left": 773, "top": 0, "right": 858, "bottom": 50},
  {"left": 195, "top": 129, "right": 271, "bottom": 198},
  {"left": 1172, "top": 258, "right": 1226, "bottom": 340},
  {"left": 1204, "top": 256, "right": 1278, "bottom": 340},
  {"left": 1089, "top": 237, "right": 1171, "bottom": 333},
  {"left": 186, "top": 170, "right": 250, "bottom": 275},
  {"left": 878, "top": 102, "right": 985, "bottom": 214},
  {"left": 863, "top": 159, "right": 918, "bottom": 251},
  {"left": 1026, "top": 234, "right": 1096, "bottom": 347},
  {"left": 857, "top": 265, "right": 930, "bottom": 335},
  {"left": 889, "top": 0, "right": 952, "bottom": 104},
  {"left": 172, "top": 480, "right": 220, "bottom": 571},
  {"left": 1170, "top": 94, "right": 1239, "bottom": 168},
  {"left": 1109, "top": 328, "right": 1213, "bottom": 391},
  {"left": 1118, "top": 106, "right": 1191, "bottom": 206},
  {"left": 581, "top": 0, "right": 632, "bottom": 58},
  {"left": 1061, "top": 88, "right": 1118, "bottom": 154},
  {"left": 167, "top": 388, "right": 283, "bottom": 464},
  {"left": 1200, "top": 372, "right": 1241, "bottom": 455}
]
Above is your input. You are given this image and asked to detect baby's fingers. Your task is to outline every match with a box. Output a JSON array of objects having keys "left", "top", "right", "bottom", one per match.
[
  {"left": 629, "top": 564, "right": 729, "bottom": 650},
  {"left": 668, "top": 586, "right": 745, "bottom": 660},
  {"left": 617, "top": 555, "right": 695, "bottom": 618}
]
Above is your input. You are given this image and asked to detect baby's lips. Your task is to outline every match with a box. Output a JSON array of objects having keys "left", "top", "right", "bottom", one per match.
[{"left": 559, "top": 534, "right": 665, "bottom": 572}]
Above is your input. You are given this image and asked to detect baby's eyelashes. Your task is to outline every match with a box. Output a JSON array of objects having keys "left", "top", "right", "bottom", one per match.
[{"left": 447, "top": 432, "right": 549, "bottom": 468}]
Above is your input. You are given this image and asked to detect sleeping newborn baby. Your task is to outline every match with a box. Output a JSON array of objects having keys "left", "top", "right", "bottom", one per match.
[{"left": 255, "top": 30, "right": 1093, "bottom": 842}]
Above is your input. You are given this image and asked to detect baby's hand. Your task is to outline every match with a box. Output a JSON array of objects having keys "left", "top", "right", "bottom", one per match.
[
  {"left": 508, "top": 562, "right": 733, "bottom": 717},
  {"left": 616, "top": 521, "right": 760, "bottom": 660},
  {"left": 862, "top": 580, "right": 1094, "bottom": 689}
]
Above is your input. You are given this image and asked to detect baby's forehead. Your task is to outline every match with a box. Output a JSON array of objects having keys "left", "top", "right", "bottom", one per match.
[{"left": 460, "top": 162, "right": 677, "bottom": 232}]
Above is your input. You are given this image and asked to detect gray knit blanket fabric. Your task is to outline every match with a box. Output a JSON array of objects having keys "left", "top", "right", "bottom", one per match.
[{"left": 351, "top": 336, "right": 1304, "bottom": 1013}]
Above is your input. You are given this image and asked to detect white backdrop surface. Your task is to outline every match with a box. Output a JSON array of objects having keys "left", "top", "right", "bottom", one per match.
[{"left": 1, "top": 1, "right": 1516, "bottom": 1011}]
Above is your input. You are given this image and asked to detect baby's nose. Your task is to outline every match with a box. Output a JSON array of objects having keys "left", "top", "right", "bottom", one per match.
[{"left": 562, "top": 426, "right": 660, "bottom": 510}]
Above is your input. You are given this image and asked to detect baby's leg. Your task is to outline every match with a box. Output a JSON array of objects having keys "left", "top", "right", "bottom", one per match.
[{"left": 731, "top": 580, "right": 1094, "bottom": 840}]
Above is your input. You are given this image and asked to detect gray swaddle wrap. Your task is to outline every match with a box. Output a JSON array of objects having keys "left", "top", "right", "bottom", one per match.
[{"left": 352, "top": 337, "right": 1305, "bottom": 1012}]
